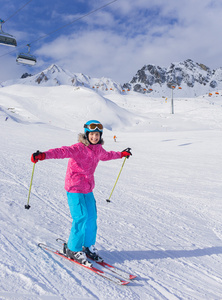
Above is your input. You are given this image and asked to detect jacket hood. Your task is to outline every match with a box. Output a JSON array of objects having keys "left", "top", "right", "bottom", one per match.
[{"left": 78, "top": 133, "right": 104, "bottom": 146}]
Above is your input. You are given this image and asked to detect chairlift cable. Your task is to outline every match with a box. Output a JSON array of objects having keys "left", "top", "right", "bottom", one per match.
[
  {"left": 29, "top": 0, "right": 117, "bottom": 45},
  {"left": 0, "top": 0, "right": 33, "bottom": 48},
  {"left": 4, "top": 0, "right": 34, "bottom": 23},
  {"left": 0, "top": 0, "right": 117, "bottom": 59}
]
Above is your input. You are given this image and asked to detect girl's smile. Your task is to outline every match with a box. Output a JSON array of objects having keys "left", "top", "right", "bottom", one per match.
[{"left": 88, "top": 132, "right": 101, "bottom": 144}]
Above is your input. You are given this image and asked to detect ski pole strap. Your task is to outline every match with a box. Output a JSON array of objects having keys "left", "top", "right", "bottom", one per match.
[
  {"left": 25, "top": 163, "right": 36, "bottom": 209},
  {"left": 106, "top": 157, "right": 127, "bottom": 203}
]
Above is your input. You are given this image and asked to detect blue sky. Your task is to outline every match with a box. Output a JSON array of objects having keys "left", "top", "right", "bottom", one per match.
[{"left": 1, "top": 0, "right": 222, "bottom": 83}]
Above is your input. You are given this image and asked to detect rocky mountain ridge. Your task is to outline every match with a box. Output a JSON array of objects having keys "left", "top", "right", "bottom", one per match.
[
  {"left": 1, "top": 59, "right": 222, "bottom": 97},
  {"left": 124, "top": 59, "right": 222, "bottom": 97}
]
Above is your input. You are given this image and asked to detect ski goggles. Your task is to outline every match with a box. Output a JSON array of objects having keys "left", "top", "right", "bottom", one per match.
[{"left": 84, "top": 123, "right": 103, "bottom": 131}]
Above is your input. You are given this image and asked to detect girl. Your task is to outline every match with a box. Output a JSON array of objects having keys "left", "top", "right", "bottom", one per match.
[{"left": 31, "top": 120, "right": 132, "bottom": 267}]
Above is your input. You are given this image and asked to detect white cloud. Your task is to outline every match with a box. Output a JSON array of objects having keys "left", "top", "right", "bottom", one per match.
[{"left": 2, "top": 0, "right": 222, "bottom": 82}]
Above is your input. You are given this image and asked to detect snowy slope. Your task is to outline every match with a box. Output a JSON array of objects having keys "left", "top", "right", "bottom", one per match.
[{"left": 0, "top": 85, "right": 222, "bottom": 300}]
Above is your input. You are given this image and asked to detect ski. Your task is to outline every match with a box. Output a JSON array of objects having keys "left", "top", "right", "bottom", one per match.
[
  {"left": 38, "top": 243, "right": 130, "bottom": 286},
  {"left": 56, "top": 238, "right": 137, "bottom": 281},
  {"left": 95, "top": 260, "right": 137, "bottom": 280}
]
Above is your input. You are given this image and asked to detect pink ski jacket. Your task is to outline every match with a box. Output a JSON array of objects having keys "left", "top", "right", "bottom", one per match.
[{"left": 44, "top": 134, "right": 121, "bottom": 194}]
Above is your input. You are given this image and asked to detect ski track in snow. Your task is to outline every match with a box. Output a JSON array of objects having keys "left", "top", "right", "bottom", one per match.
[{"left": 0, "top": 86, "right": 222, "bottom": 299}]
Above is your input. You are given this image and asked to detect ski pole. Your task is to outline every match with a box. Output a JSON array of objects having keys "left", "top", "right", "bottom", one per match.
[
  {"left": 106, "top": 156, "right": 127, "bottom": 203},
  {"left": 25, "top": 163, "right": 36, "bottom": 209}
]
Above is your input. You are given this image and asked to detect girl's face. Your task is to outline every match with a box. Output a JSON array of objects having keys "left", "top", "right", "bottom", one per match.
[{"left": 88, "top": 132, "right": 101, "bottom": 144}]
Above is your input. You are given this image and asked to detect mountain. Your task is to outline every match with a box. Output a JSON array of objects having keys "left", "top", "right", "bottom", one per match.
[
  {"left": 2, "top": 59, "right": 222, "bottom": 97},
  {"left": 1, "top": 64, "right": 123, "bottom": 93},
  {"left": 123, "top": 59, "right": 222, "bottom": 97}
]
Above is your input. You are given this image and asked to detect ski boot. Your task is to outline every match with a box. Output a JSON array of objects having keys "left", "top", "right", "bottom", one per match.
[
  {"left": 83, "top": 245, "right": 103, "bottom": 262},
  {"left": 66, "top": 247, "right": 92, "bottom": 267}
]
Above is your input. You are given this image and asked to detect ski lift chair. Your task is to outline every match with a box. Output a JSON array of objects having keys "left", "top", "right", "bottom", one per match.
[
  {"left": 0, "top": 19, "right": 17, "bottom": 47},
  {"left": 16, "top": 44, "right": 37, "bottom": 66}
]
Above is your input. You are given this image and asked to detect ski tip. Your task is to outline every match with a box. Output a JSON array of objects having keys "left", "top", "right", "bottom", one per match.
[
  {"left": 129, "top": 275, "right": 137, "bottom": 280},
  {"left": 121, "top": 280, "right": 130, "bottom": 285}
]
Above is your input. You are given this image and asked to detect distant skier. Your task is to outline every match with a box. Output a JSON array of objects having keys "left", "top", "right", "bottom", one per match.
[
  {"left": 31, "top": 120, "right": 132, "bottom": 267},
  {"left": 5, "top": 117, "right": 8, "bottom": 121},
  {"left": 113, "top": 135, "right": 117, "bottom": 142}
]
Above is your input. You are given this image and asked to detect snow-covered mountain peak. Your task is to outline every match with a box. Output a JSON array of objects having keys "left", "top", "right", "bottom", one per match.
[
  {"left": 2, "top": 59, "right": 222, "bottom": 98},
  {"left": 1, "top": 63, "right": 123, "bottom": 93},
  {"left": 123, "top": 59, "right": 222, "bottom": 97},
  {"left": 43, "top": 64, "right": 74, "bottom": 77},
  {"left": 46, "top": 63, "right": 62, "bottom": 73}
]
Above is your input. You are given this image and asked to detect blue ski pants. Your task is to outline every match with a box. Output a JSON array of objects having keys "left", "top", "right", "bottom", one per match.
[{"left": 67, "top": 191, "right": 97, "bottom": 252}]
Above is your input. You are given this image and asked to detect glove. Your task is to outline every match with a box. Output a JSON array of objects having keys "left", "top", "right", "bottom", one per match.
[
  {"left": 31, "top": 150, "right": 46, "bottom": 163},
  {"left": 121, "top": 148, "right": 132, "bottom": 158}
]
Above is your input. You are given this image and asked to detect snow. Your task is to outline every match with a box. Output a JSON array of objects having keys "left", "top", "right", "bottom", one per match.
[
  {"left": 0, "top": 83, "right": 222, "bottom": 300},
  {"left": 1, "top": 64, "right": 124, "bottom": 95},
  {"left": 3, "top": 61, "right": 222, "bottom": 99}
]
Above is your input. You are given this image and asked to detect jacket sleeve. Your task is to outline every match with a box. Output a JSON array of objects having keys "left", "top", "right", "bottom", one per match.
[
  {"left": 44, "top": 144, "right": 80, "bottom": 160},
  {"left": 99, "top": 147, "right": 122, "bottom": 161}
]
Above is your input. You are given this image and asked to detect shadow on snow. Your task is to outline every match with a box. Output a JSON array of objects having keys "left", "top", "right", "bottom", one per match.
[{"left": 102, "top": 246, "right": 222, "bottom": 262}]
